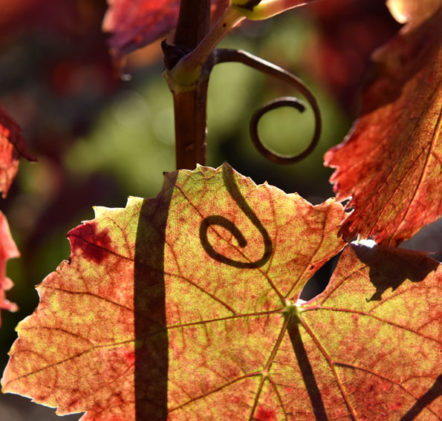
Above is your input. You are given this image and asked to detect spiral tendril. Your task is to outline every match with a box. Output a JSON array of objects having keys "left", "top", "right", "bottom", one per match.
[
  {"left": 199, "top": 164, "right": 272, "bottom": 268},
  {"left": 211, "top": 48, "right": 322, "bottom": 164}
]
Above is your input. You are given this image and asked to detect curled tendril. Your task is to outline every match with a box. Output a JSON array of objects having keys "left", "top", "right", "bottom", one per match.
[
  {"left": 210, "top": 48, "right": 322, "bottom": 164},
  {"left": 199, "top": 164, "right": 273, "bottom": 268}
]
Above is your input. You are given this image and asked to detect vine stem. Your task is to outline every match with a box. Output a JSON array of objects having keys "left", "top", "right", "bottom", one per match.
[
  {"left": 168, "top": 0, "right": 211, "bottom": 170},
  {"left": 167, "top": 0, "right": 317, "bottom": 169}
]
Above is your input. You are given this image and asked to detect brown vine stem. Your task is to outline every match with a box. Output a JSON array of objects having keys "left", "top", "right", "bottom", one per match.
[{"left": 167, "top": 0, "right": 211, "bottom": 170}]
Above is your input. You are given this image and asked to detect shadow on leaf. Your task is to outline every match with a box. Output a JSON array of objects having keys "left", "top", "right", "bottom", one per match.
[
  {"left": 134, "top": 173, "right": 177, "bottom": 420},
  {"left": 353, "top": 244, "right": 439, "bottom": 301},
  {"left": 401, "top": 374, "right": 442, "bottom": 421},
  {"left": 287, "top": 320, "right": 327, "bottom": 420},
  {"left": 199, "top": 164, "right": 273, "bottom": 268}
]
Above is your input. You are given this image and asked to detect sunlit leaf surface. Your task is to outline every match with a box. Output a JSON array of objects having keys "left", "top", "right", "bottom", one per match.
[
  {"left": 386, "top": 0, "right": 441, "bottom": 26},
  {"left": 2, "top": 165, "right": 440, "bottom": 420}
]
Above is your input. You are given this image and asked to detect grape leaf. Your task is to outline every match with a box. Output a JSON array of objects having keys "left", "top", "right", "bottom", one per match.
[
  {"left": 0, "top": 104, "right": 34, "bottom": 198},
  {"left": 0, "top": 105, "right": 33, "bottom": 322},
  {"left": 2, "top": 164, "right": 440, "bottom": 419},
  {"left": 324, "top": 8, "right": 442, "bottom": 246},
  {"left": 0, "top": 211, "right": 19, "bottom": 317},
  {"left": 103, "top": 0, "right": 228, "bottom": 58},
  {"left": 300, "top": 244, "right": 441, "bottom": 420}
]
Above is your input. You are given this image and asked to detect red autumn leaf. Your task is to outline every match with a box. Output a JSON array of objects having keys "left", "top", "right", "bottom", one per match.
[
  {"left": 103, "top": 0, "right": 314, "bottom": 59},
  {"left": 0, "top": 104, "right": 34, "bottom": 198},
  {"left": 2, "top": 165, "right": 440, "bottom": 419},
  {"left": 0, "top": 212, "right": 19, "bottom": 316},
  {"left": 0, "top": 104, "right": 33, "bottom": 322},
  {"left": 324, "top": 8, "right": 442, "bottom": 245},
  {"left": 103, "top": 0, "right": 228, "bottom": 58},
  {"left": 300, "top": 243, "right": 441, "bottom": 419}
]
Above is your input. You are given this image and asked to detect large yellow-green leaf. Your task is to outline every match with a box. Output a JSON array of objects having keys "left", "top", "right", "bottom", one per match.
[
  {"left": 2, "top": 164, "right": 441, "bottom": 420},
  {"left": 324, "top": 7, "right": 442, "bottom": 246}
]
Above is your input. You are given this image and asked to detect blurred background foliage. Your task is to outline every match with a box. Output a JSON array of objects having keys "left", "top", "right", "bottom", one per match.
[{"left": 1, "top": 0, "right": 439, "bottom": 418}]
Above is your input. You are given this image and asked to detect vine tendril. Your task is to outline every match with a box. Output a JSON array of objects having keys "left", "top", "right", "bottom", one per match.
[
  {"left": 199, "top": 50, "right": 321, "bottom": 266},
  {"left": 210, "top": 48, "right": 322, "bottom": 164},
  {"left": 199, "top": 164, "right": 272, "bottom": 268}
]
